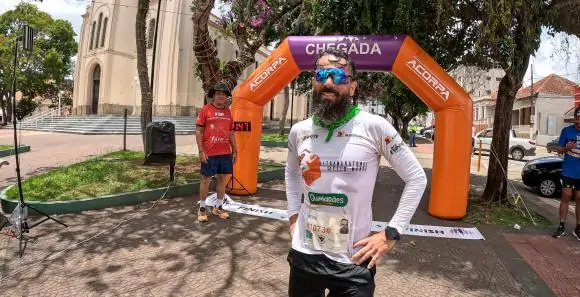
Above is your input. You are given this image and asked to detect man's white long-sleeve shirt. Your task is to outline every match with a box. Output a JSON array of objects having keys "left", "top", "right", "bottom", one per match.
[{"left": 285, "top": 111, "right": 427, "bottom": 264}]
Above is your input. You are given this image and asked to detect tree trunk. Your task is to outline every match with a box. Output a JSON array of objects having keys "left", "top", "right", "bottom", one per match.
[
  {"left": 400, "top": 122, "right": 409, "bottom": 140},
  {"left": 391, "top": 116, "right": 401, "bottom": 135},
  {"left": 279, "top": 85, "right": 290, "bottom": 136},
  {"left": 6, "top": 92, "right": 12, "bottom": 123},
  {"left": 481, "top": 74, "right": 521, "bottom": 204},
  {"left": 136, "top": 0, "right": 153, "bottom": 148},
  {"left": 192, "top": 0, "right": 220, "bottom": 100},
  {"left": 0, "top": 91, "right": 7, "bottom": 125}
]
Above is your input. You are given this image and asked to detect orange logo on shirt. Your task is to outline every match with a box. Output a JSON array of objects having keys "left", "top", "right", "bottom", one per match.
[
  {"left": 299, "top": 150, "right": 321, "bottom": 186},
  {"left": 384, "top": 136, "right": 392, "bottom": 145}
]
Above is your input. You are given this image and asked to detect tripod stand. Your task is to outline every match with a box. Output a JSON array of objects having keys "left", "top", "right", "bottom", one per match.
[
  {"left": 226, "top": 171, "right": 252, "bottom": 196},
  {"left": 3, "top": 26, "right": 68, "bottom": 258}
]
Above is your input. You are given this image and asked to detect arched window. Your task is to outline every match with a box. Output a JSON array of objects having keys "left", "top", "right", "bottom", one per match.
[
  {"left": 147, "top": 18, "right": 156, "bottom": 48},
  {"left": 96, "top": 13, "right": 103, "bottom": 49},
  {"left": 100, "top": 17, "right": 108, "bottom": 47},
  {"left": 89, "top": 21, "right": 96, "bottom": 50},
  {"left": 235, "top": 50, "right": 238, "bottom": 58}
]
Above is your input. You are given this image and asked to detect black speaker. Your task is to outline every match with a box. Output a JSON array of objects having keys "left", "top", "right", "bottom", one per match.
[{"left": 144, "top": 121, "right": 176, "bottom": 166}]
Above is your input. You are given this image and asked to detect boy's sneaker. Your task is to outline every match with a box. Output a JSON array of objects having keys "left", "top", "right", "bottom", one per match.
[
  {"left": 552, "top": 225, "right": 566, "bottom": 238},
  {"left": 574, "top": 228, "right": 580, "bottom": 241},
  {"left": 212, "top": 206, "right": 230, "bottom": 219},
  {"left": 197, "top": 207, "right": 208, "bottom": 222}
]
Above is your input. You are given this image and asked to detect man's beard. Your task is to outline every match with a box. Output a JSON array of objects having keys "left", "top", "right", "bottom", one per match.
[{"left": 311, "top": 86, "right": 352, "bottom": 124}]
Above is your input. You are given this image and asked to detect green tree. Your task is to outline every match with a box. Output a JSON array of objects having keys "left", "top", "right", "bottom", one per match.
[
  {"left": 285, "top": 0, "right": 470, "bottom": 136},
  {"left": 191, "top": 0, "right": 303, "bottom": 94},
  {"left": 0, "top": 2, "right": 77, "bottom": 121},
  {"left": 436, "top": 0, "right": 580, "bottom": 203}
]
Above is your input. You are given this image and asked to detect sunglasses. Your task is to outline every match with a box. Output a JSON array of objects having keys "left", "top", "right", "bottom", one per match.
[{"left": 314, "top": 68, "right": 351, "bottom": 85}]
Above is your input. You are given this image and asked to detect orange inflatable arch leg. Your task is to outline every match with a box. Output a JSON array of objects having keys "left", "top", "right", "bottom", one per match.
[{"left": 228, "top": 35, "right": 473, "bottom": 220}]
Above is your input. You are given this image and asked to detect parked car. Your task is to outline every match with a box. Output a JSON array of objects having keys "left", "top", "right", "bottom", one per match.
[
  {"left": 546, "top": 137, "right": 560, "bottom": 154},
  {"left": 422, "top": 126, "right": 434, "bottom": 140},
  {"left": 521, "top": 156, "right": 563, "bottom": 197},
  {"left": 474, "top": 128, "right": 536, "bottom": 161},
  {"left": 420, "top": 125, "right": 433, "bottom": 135}
]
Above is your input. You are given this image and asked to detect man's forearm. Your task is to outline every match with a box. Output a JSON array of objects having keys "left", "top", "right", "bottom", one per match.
[
  {"left": 195, "top": 130, "right": 204, "bottom": 152},
  {"left": 230, "top": 131, "right": 237, "bottom": 152},
  {"left": 556, "top": 146, "right": 569, "bottom": 154}
]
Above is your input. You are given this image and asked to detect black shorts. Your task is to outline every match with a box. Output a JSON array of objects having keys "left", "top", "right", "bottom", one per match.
[
  {"left": 287, "top": 249, "right": 376, "bottom": 297},
  {"left": 561, "top": 176, "right": 580, "bottom": 190}
]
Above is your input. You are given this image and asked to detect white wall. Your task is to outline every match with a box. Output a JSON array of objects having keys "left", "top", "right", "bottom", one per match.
[{"left": 535, "top": 96, "right": 575, "bottom": 145}]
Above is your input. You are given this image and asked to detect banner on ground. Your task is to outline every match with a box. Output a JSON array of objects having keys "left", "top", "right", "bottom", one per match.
[{"left": 203, "top": 194, "right": 485, "bottom": 240}]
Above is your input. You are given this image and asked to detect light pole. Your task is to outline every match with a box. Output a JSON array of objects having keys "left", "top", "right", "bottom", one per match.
[{"left": 150, "top": 0, "right": 163, "bottom": 115}]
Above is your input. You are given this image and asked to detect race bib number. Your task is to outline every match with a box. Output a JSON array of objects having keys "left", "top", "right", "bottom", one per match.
[{"left": 304, "top": 209, "right": 350, "bottom": 254}]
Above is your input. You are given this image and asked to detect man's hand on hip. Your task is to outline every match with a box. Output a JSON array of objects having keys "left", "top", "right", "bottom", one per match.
[{"left": 352, "top": 231, "right": 396, "bottom": 269}]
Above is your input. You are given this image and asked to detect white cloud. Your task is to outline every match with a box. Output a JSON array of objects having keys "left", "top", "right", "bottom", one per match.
[{"left": 523, "top": 29, "right": 580, "bottom": 86}]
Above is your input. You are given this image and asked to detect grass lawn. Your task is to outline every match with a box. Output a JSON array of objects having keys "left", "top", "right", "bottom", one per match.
[
  {"left": 261, "top": 133, "right": 288, "bottom": 142},
  {"left": 464, "top": 196, "right": 553, "bottom": 228},
  {"left": 0, "top": 144, "right": 24, "bottom": 150},
  {"left": 4, "top": 150, "right": 283, "bottom": 202}
]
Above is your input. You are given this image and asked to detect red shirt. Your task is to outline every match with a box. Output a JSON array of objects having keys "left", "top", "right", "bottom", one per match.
[{"left": 196, "top": 104, "right": 234, "bottom": 156}]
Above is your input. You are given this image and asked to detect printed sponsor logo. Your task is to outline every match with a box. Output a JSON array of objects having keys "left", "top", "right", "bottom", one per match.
[
  {"left": 320, "top": 160, "right": 368, "bottom": 172},
  {"left": 406, "top": 57, "right": 450, "bottom": 101},
  {"left": 389, "top": 142, "right": 404, "bottom": 155},
  {"left": 305, "top": 40, "right": 382, "bottom": 56},
  {"left": 209, "top": 136, "right": 227, "bottom": 143},
  {"left": 384, "top": 136, "right": 392, "bottom": 145},
  {"left": 336, "top": 130, "right": 365, "bottom": 139},
  {"left": 302, "top": 134, "right": 319, "bottom": 141},
  {"left": 299, "top": 150, "right": 321, "bottom": 186},
  {"left": 249, "top": 57, "right": 287, "bottom": 91},
  {"left": 308, "top": 192, "right": 348, "bottom": 207},
  {"left": 237, "top": 206, "right": 274, "bottom": 215}
]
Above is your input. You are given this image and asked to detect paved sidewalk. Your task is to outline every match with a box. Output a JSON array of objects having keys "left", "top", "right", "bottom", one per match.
[
  {"left": 504, "top": 233, "right": 580, "bottom": 297},
  {"left": 1, "top": 168, "right": 535, "bottom": 296},
  {"left": 0, "top": 131, "right": 564, "bottom": 296}
]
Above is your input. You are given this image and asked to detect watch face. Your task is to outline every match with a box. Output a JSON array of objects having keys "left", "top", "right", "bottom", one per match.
[{"left": 386, "top": 228, "right": 400, "bottom": 240}]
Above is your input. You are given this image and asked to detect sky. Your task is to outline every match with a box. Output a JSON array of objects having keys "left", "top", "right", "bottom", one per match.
[{"left": 1, "top": 0, "right": 579, "bottom": 86}]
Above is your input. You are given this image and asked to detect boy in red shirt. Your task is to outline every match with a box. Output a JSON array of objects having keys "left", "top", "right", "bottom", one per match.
[{"left": 195, "top": 83, "right": 237, "bottom": 222}]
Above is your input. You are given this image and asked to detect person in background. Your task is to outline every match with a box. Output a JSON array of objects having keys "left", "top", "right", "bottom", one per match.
[
  {"left": 195, "top": 83, "right": 237, "bottom": 222},
  {"left": 552, "top": 106, "right": 580, "bottom": 239},
  {"left": 408, "top": 119, "right": 418, "bottom": 147}
]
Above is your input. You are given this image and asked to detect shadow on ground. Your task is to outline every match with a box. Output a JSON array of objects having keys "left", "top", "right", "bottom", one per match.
[{"left": 0, "top": 167, "right": 539, "bottom": 297}]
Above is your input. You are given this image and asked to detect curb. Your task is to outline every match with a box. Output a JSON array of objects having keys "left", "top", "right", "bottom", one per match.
[
  {"left": 261, "top": 141, "right": 287, "bottom": 148},
  {"left": 0, "top": 145, "right": 31, "bottom": 157},
  {"left": 0, "top": 168, "right": 285, "bottom": 215}
]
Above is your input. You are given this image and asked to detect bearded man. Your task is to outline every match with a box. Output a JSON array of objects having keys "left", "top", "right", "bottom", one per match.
[{"left": 284, "top": 48, "right": 427, "bottom": 296}]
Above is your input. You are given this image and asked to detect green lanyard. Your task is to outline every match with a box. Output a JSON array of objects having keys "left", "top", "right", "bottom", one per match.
[{"left": 312, "top": 106, "right": 361, "bottom": 142}]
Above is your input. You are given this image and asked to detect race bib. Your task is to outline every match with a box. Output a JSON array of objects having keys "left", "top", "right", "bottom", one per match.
[{"left": 304, "top": 208, "right": 350, "bottom": 254}]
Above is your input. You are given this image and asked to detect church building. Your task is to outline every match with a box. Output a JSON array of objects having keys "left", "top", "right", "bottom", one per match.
[{"left": 72, "top": 0, "right": 309, "bottom": 120}]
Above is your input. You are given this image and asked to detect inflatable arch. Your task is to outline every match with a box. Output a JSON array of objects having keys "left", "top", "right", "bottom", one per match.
[{"left": 228, "top": 35, "right": 473, "bottom": 219}]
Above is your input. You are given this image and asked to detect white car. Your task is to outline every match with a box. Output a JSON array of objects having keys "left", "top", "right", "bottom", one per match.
[{"left": 474, "top": 128, "right": 536, "bottom": 161}]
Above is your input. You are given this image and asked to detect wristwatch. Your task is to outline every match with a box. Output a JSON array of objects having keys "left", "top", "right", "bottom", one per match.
[{"left": 385, "top": 226, "right": 401, "bottom": 241}]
